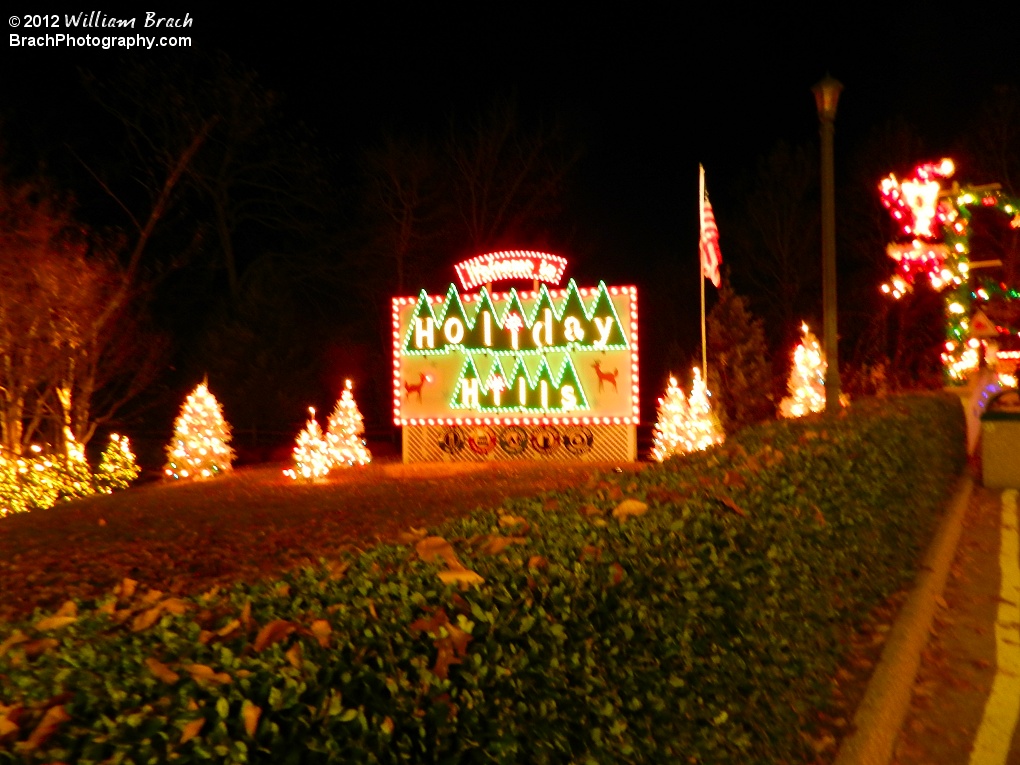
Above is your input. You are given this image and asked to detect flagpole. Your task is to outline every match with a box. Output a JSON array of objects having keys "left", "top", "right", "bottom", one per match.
[{"left": 699, "top": 164, "right": 708, "bottom": 383}]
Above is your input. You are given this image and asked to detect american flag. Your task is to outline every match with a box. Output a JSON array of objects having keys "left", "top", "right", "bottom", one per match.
[{"left": 700, "top": 193, "right": 722, "bottom": 288}]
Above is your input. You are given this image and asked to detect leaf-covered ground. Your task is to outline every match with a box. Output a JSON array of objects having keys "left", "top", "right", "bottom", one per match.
[{"left": 0, "top": 459, "right": 636, "bottom": 623}]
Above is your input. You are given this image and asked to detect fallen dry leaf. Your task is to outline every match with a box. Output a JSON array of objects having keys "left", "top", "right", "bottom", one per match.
[
  {"left": 0, "top": 713, "right": 17, "bottom": 738},
  {"left": 216, "top": 619, "right": 242, "bottom": 639},
  {"left": 711, "top": 494, "right": 748, "bottom": 518},
  {"left": 253, "top": 620, "right": 297, "bottom": 652},
  {"left": 612, "top": 499, "right": 648, "bottom": 520},
  {"left": 415, "top": 536, "right": 461, "bottom": 567},
  {"left": 21, "top": 638, "right": 59, "bottom": 658},
  {"left": 723, "top": 470, "right": 747, "bottom": 489},
  {"left": 23, "top": 704, "right": 70, "bottom": 750},
  {"left": 160, "top": 598, "right": 189, "bottom": 616},
  {"left": 396, "top": 530, "right": 427, "bottom": 545},
  {"left": 33, "top": 615, "right": 76, "bottom": 631},
  {"left": 186, "top": 664, "right": 232, "bottom": 685},
  {"left": 131, "top": 607, "right": 164, "bottom": 632},
  {"left": 285, "top": 642, "right": 303, "bottom": 669},
  {"left": 438, "top": 569, "right": 485, "bottom": 587},
  {"left": 115, "top": 578, "right": 138, "bottom": 601},
  {"left": 480, "top": 535, "right": 526, "bottom": 555},
  {"left": 527, "top": 555, "right": 548, "bottom": 570},
  {"left": 610, "top": 562, "right": 625, "bottom": 585},
  {"left": 53, "top": 601, "right": 77, "bottom": 618},
  {"left": 241, "top": 700, "right": 261, "bottom": 737},
  {"left": 326, "top": 560, "right": 349, "bottom": 580},
  {"left": 146, "top": 657, "right": 180, "bottom": 684},
  {"left": 180, "top": 717, "right": 204, "bottom": 743},
  {"left": 409, "top": 609, "right": 473, "bottom": 679},
  {"left": 0, "top": 630, "right": 29, "bottom": 658},
  {"left": 309, "top": 619, "right": 331, "bottom": 648}
]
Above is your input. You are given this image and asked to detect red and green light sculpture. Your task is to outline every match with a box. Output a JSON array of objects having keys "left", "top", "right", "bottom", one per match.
[{"left": 879, "top": 159, "right": 1020, "bottom": 382}]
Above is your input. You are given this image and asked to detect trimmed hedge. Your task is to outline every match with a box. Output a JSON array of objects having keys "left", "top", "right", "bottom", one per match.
[{"left": 0, "top": 393, "right": 965, "bottom": 763}]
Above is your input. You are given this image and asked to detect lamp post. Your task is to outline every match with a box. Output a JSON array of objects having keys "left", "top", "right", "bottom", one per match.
[{"left": 813, "top": 74, "right": 842, "bottom": 414}]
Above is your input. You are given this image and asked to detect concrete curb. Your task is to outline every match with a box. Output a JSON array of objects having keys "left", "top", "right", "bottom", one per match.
[{"left": 833, "top": 474, "right": 974, "bottom": 765}]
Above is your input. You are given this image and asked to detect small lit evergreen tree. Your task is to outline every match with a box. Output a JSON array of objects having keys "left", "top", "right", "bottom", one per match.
[
  {"left": 164, "top": 381, "right": 235, "bottom": 480},
  {"left": 651, "top": 368, "right": 725, "bottom": 461},
  {"left": 650, "top": 376, "right": 690, "bottom": 462},
  {"left": 325, "top": 380, "right": 372, "bottom": 467},
  {"left": 780, "top": 323, "right": 826, "bottom": 418},
  {"left": 1, "top": 431, "right": 141, "bottom": 515},
  {"left": 56, "top": 433, "right": 95, "bottom": 502},
  {"left": 685, "top": 366, "right": 726, "bottom": 452},
  {"left": 0, "top": 447, "right": 61, "bottom": 516},
  {"left": 96, "top": 434, "right": 141, "bottom": 493},
  {"left": 285, "top": 408, "right": 332, "bottom": 481}
]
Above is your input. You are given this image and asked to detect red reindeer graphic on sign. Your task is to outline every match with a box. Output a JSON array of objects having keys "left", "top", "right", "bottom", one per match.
[
  {"left": 404, "top": 373, "right": 432, "bottom": 402},
  {"left": 592, "top": 361, "right": 618, "bottom": 393}
]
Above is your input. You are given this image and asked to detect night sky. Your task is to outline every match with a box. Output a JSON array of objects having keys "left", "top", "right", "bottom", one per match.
[
  {"left": 4, "top": 7, "right": 1019, "bottom": 438},
  {"left": 10, "top": 8, "right": 1017, "bottom": 256}
]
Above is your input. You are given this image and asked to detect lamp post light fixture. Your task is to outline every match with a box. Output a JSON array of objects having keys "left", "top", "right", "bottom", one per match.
[{"left": 812, "top": 74, "right": 842, "bottom": 414}]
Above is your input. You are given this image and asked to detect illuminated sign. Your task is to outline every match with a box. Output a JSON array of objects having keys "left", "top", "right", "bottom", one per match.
[
  {"left": 454, "top": 250, "right": 568, "bottom": 292},
  {"left": 392, "top": 279, "right": 639, "bottom": 426}
]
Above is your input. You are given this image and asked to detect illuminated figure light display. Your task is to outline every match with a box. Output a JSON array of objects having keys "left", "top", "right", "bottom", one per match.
[
  {"left": 392, "top": 251, "right": 639, "bottom": 463},
  {"left": 879, "top": 158, "right": 1020, "bottom": 383}
]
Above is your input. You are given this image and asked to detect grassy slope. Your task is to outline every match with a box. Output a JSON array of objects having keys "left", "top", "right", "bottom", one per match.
[{"left": 0, "top": 459, "right": 638, "bottom": 623}]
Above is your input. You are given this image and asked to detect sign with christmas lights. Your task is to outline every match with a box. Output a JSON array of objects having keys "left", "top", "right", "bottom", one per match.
[
  {"left": 392, "top": 257, "right": 638, "bottom": 462},
  {"left": 454, "top": 250, "right": 568, "bottom": 292}
]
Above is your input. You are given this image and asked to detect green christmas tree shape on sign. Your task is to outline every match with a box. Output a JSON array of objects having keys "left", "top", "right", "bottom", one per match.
[
  {"left": 401, "top": 280, "right": 629, "bottom": 357},
  {"left": 449, "top": 354, "right": 590, "bottom": 414}
]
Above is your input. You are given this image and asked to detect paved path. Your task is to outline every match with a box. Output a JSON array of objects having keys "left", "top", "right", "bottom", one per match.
[{"left": 890, "top": 484, "right": 1020, "bottom": 764}]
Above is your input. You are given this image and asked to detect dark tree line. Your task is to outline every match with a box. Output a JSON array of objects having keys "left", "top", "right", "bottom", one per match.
[
  {"left": 2, "top": 53, "right": 1017, "bottom": 455},
  {"left": 717, "top": 84, "right": 1020, "bottom": 400}
]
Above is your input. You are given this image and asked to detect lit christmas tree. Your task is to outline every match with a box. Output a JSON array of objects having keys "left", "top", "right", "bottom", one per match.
[
  {"left": 780, "top": 323, "right": 826, "bottom": 418},
  {"left": 96, "top": 434, "right": 141, "bottom": 493},
  {"left": 650, "top": 368, "right": 724, "bottom": 461},
  {"left": 650, "top": 375, "right": 690, "bottom": 461},
  {"left": 325, "top": 380, "right": 372, "bottom": 467},
  {"left": 684, "top": 366, "right": 726, "bottom": 452},
  {"left": 56, "top": 431, "right": 95, "bottom": 502},
  {"left": 284, "top": 408, "right": 332, "bottom": 481},
  {"left": 164, "top": 381, "right": 235, "bottom": 480}
]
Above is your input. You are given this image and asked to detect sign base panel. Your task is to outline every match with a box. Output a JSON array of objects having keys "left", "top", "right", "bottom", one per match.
[{"left": 402, "top": 423, "right": 636, "bottom": 464}]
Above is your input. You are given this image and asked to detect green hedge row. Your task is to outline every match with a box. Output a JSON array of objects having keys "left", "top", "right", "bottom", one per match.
[{"left": 0, "top": 393, "right": 966, "bottom": 763}]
